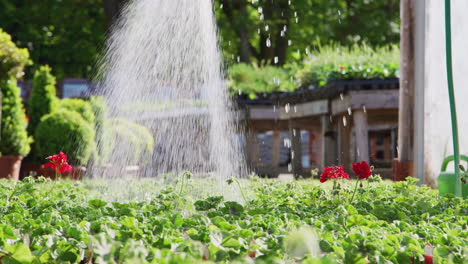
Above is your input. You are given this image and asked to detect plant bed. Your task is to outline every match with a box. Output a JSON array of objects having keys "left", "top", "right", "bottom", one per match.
[{"left": 0, "top": 177, "right": 465, "bottom": 263}]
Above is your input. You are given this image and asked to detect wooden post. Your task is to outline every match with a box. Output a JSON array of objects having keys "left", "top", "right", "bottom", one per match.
[
  {"left": 338, "top": 115, "right": 352, "bottom": 171},
  {"left": 271, "top": 130, "right": 281, "bottom": 168},
  {"left": 354, "top": 110, "right": 369, "bottom": 163},
  {"left": 245, "top": 128, "right": 259, "bottom": 169},
  {"left": 322, "top": 115, "right": 337, "bottom": 167},
  {"left": 289, "top": 119, "right": 303, "bottom": 178},
  {"left": 395, "top": 0, "right": 415, "bottom": 181}
]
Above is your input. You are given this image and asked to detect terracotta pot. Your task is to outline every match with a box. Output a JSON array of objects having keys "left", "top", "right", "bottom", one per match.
[
  {"left": 20, "top": 162, "right": 42, "bottom": 179},
  {"left": 0, "top": 156, "right": 23, "bottom": 180},
  {"left": 39, "top": 166, "right": 86, "bottom": 180}
]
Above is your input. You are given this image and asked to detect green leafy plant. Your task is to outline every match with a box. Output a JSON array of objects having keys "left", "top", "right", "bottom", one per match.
[
  {"left": 0, "top": 28, "right": 32, "bottom": 80},
  {"left": 0, "top": 79, "right": 32, "bottom": 156},
  {"left": 227, "top": 63, "right": 296, "bottom": 99},
  {"left": 27, "top": 65, "right": 58, "bottom": 141},
  {"left": 34, "top": 109, "right": 95, "bottom": 166},
  {"left": 293, "top": 44, "right": 400, "bottom": 88},
  {"left": 0, "top": 177, "right": 465, "bottom": 263}
]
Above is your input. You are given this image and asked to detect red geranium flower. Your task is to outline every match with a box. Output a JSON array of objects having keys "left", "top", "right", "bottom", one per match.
[
  {"left": 320, "top": 165, "right": 350, "bottom": 183},
  {"left": 352, "top": 161, "right": 372, "bottom": 180},
  {"left": 44, "top": 152, "right": 73, "bottom": 174}
]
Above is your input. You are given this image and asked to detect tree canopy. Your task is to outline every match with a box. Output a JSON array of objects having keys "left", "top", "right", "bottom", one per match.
[{"left": 0, "top": 0, "right": 399, "bottom": 80}]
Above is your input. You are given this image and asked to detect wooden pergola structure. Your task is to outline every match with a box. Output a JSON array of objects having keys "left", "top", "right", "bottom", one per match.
[{"left": 239, "top": 79, "right": 400, "bottom": 178}]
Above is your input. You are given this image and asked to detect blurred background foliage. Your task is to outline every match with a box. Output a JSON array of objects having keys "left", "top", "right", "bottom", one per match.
[{"left": 0, "top": 0, "right": 399, "bottom": 80}]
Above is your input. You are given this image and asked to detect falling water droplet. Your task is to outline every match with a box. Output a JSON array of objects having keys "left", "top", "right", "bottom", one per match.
[
  {"left": 285, "top": 103, "right": 290, "bottom": 113},
  {"left": 288, "top": 163, "right": 292, "bottom": 172},
  {"left": 288, "top": 40, "right": 292, "bottom": 46},
  {"left": 340, "top": 93, "right": 344, "bottom": 100},
  {"left": 274, "top": 56, "right": 279, "bottom": 64},
  {"left": 294, "top": 105, "right": 297, "bottom": 112},
  {"left": 343, "top": 116, "right": 347, "bottom": 127},
  {"left": 281, "top": 31, "right": 285, "bottom": 37},
  {"left": 291, "top": 151, "right": 295, "bottom": 159},
  {"left": 347, "top": 107, "right": 352, "bottom": 115},
  {"left": 273, "top": 105, "right": 276, "bottom": 112},
  {"left": 258, "top": 7, "right": 263, "bottom": 13},
  {"left": 294, "top": 11, "right": 298, "bottom": 17},
  {"left": 293, "top": 129, "right": 296, "bottom": 136},
  {"left": 220, "top": 4, "right": 223, "bottom": 9},
  {"left": 265, "top": 25, "right": 269, "bottom": 31},
  {"left": 266, "top": 38, "right": 271, "bottom": 47},
  {"left": 305, "top": 48, "right": 309, "bottom": 55},
  {"left": 237, "top": 56, "right": 240, "bottom": 63},
  {"left": 260, "top": 14, "right": 264, "bottom": 20},
  {"left": 363, "top": 105, "right": 367, "bottom": 113},
  {"left": 296, "top": 17, "right": 299, "bottom": 23}
]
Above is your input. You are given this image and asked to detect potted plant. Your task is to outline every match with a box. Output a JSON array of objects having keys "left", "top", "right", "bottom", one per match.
[
  {"left": 34, "top": 109, "right": 95, "bottom": 180},
  {"left": 0, "top": 79, "right": 32, "bottom": 180}
]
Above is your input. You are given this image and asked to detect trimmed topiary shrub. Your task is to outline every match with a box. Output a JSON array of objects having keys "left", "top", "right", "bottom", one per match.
[
  {"left": 0, "top": 29, "right": 32, "bottom": 80},
  {"left": 35, "top": 109, "right": 95, "bottom": 166},
  {"left": 107, "top": 119, "right": 154, "bottom": 166},
  {"left": 89, "top": 96, "right": 108, "bottom": 165},
  {"left": 27, "top": 65, "right": 58, "bottom": 137},
  {"left": 0, "top": 79, "right": 32, "bottom": 156},
  {"left": 59, "top": 98, "right": 95, "bottom": 126}
]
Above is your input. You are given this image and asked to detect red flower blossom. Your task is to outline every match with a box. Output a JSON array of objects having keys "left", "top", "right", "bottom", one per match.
[
  {"left": 320, "top": 165, "right": 350, "bottom": 183},
  {"left": 44, "top": 152, "right": 73, "bottom": 174},
  {"left": 352, "top": 161, "right": 372, "bottom": 180},
  {"left": 339, "top": 65, "right": 345, "bottom": 71}
]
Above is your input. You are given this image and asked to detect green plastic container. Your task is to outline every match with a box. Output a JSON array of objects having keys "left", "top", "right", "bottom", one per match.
[{"left": 438, "top": 155, "right": 468, "bottom": 198}]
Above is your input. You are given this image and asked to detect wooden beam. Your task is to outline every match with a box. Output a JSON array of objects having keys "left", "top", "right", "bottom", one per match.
[
  {"left": 280, "top": 100, "right": 328, "bottom": 119},
  {"left": 331, "top": 90, "right": 399, "bottom": 115}
]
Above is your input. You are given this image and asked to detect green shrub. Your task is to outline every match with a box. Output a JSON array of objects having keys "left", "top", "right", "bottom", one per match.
[
  {"left": 59, "top": 98, "right": 95, "bottom": 126},
  {"left": 0, "top": 28, "right": 32, "bottom": 80},
  {"left": 35, "top": 109, "right": 95, "bottom": 166},
  {"left": 27, "top": 65, "right": 58, "bottom": 137},
  {"left": 294, "top": 45, "right": 400, "bottom": 88},
  {"left": 107, "top": 119, "right": 154, "bottom": 165},
  {"left": 227, "top": 63, "right": 296, "bottom": 99},
  {"left": 89, "top": 96, "right": 108, "bottom": 165},
  {"left": 0, "top": 79, "right": 32, "bottom": 156}
]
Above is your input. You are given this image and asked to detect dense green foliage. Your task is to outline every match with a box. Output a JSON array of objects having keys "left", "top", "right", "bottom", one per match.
[
  {"left": 27, "top": 65, "right": 58, "bottom": 137},
  {"left": 0, "top": 28, "right": 31, "bottom": 80},
  {"left": 0, "top": 79, "right": 31, "bottom": 156},
  {"left": 0, "top": 177, "right": 465, "bottom": 263},
  {"left": 107, "top": 119, "right": 154, "bottom": 165},
  {"left": 34, "top": 110, "right": 95, "bottom": 166},
  {"left": 227, "top": 63, "right": 295, "bottom": 99},
  {"left": 59, "top": 98, "right": 96, "bottom": 126},
  {"left": 0, "top": 1, "right": 399, "bottom": 78},
  {"left": 0, "top": 2, "right": 105, "bottom": 79},
  {"left": 293, "top": 45, "right": 400, "bottom": 88}
]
